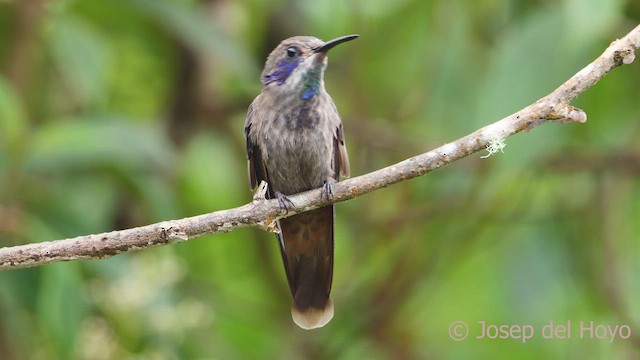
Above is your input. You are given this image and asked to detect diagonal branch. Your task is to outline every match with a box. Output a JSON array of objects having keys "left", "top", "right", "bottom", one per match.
[{"left": 1, "top": 25, "right": 639, "bottom": 271}]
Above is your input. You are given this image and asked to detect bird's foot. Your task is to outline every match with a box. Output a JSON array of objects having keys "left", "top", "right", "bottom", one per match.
[
  {"left": 275, "top": 192, "right": 295, "bottom": 213},
  {"left": 321, "top": 178, "right": 336, "bottom": 201}
]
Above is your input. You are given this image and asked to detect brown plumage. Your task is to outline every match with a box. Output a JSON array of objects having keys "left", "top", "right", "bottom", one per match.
[{"left": 244, "top": 35, "right": 356, "bottom": 329}]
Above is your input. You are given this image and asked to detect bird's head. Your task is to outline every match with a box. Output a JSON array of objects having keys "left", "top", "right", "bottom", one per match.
[{"left": 260, "top": 35, "right": 358, "bottom": 100}]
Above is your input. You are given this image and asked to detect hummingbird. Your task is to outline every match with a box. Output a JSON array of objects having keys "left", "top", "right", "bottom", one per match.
[{"left": 244, "top": 35, "right": 357, "bottom": 329}]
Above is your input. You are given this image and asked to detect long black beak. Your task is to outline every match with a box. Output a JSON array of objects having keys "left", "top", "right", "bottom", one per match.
[{"left": 313, "top": 34, "right": 359, "bottom": 53}]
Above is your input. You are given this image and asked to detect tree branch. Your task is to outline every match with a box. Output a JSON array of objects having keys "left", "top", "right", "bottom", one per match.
[{"left": 1, "top": 25, "right": 639, "bottom": 271}]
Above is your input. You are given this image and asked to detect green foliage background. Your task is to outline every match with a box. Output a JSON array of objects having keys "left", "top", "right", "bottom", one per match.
[{"left": 1, "top": 0, "right": 639, "bottom": 359}]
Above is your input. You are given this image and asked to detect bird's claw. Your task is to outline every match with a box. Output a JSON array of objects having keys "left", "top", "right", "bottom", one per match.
[
  {"left": 322, "top": 178, "right": 336, "bottom": 201},
  {"left": 275, "top": 192, "right": 295, "bottom": 213}
]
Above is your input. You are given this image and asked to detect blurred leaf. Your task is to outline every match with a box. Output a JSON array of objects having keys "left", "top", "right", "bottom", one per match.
[
  {"left": 48, "top": 15, "right": 111, "bottom": 109},
  {"left": 23, "top": 173, "right": 121, "bottom": 236},
  {"left": 178, "top": 131, "right": 244, "bottom": 213},
  {"left": 124, "top": 0, "right": 258, "bottom": 86},
  {"left": 0, "top": 77, "right": 28, "bottom": 200},
  {"left": 563, "top": 0, "right": 621, "bottom": 46},
  {"left": 0, "top": 272, "right": 34, "bottom": 357},
  {"left": 0, "top": 76, "right": 27, "bottom": 152},
  {"left": 37, "top": 263, "right": 86, "bottom": 359},
  {"left": 130, "top": 174, "right": 181, "bottom": 221},
  {"left": 475, "top": 0, "right": 621, "bottom": 130},
  {"left": 24, "top": 116, "right": 174, "bottom": 173}
]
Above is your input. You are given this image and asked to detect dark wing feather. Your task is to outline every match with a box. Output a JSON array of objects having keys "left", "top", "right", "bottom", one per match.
[
  {"left": 245, "top": 103, "right": 272, "bottom": 198},
  {"left": 245, "top": 103, "right": 258, "bottom": 190},
  {"left": 335, "top": 123, "right": 350, "bottom": 178}
]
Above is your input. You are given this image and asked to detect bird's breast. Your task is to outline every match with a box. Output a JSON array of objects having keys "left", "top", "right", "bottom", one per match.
[{"left": 258, "top": 99, "right": 336, "bottom": 195}]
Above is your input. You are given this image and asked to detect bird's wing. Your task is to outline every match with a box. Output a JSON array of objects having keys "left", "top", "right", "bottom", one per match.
[
  {"left": 335, "top": 123, "right": 350, "bottom": 178},
  {"left": 245, "top": 101, "right": 271, "bottom": 196}
]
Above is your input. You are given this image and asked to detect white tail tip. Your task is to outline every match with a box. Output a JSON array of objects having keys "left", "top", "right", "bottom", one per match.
[{"left": 291, "top": 298, "right": 334, "bottom": 330}]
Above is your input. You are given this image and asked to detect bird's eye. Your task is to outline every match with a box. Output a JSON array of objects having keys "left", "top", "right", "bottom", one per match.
[{"left": 286, "top": 47, "right": 299, "bottom": 57}]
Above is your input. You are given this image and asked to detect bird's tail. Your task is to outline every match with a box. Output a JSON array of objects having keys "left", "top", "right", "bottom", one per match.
[
  {"left": 291, "top": 296, "right": 334, "bottom": 330},
  {"left": 277, "top": 205, "right": 334, "bottom": 330}
]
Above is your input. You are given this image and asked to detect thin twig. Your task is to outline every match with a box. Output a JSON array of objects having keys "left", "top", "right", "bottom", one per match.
[{"left": 1, "top": 25, "right": 639, "bottom": 271}]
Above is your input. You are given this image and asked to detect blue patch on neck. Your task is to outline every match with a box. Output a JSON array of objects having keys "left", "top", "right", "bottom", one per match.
[
  {"left": 299, "top": 65, "right": 322, "bottom": 100},
  {"left": 301, "top": 89, "right": 316, "bottom": 100},
  {"left": 261, "top": 58, "right": 302, "bottom": 86}
]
